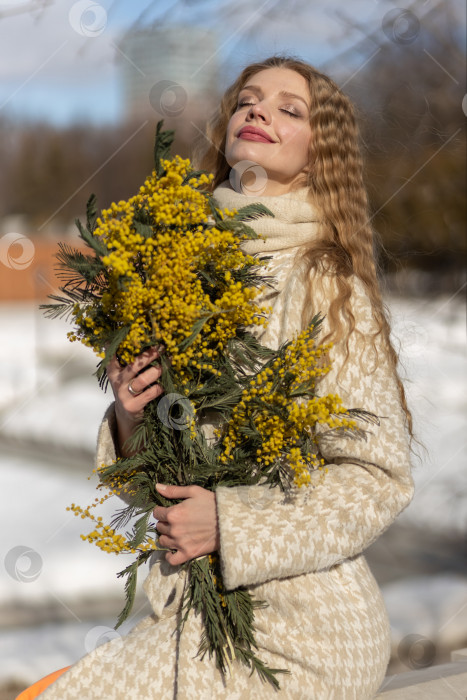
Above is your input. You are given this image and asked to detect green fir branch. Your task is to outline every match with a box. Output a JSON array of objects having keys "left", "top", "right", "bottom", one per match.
[
  {"left": 153, "top": 120, "right": 175, "bottom": 177},
  {"left": 127, "top": 511, "right": 152, "bottom": 549},
  {"left": 220, "top": 202, "right": 274, "bottom": 222},
  {"left": 133, "top": 220, "right": 154, "bottom": 239},
  {"left": 97, "top": 325, "right": 131, "bottom": 376},
  {"left": 182, "top": 169, "right": 207, "bottom": 187},
  {"left": 75, "top": 218, "right": 108, "bottom": 257},
  {"left": 177, "top": 314, "right": 214, "bottom": 352},
  {"left": 347, "top": 408, "right": 381, "bottom": 425},
  {"left": 206, "top": 196, "right": 224, "bottom": 224},
  {"left": 40, "top": 297, "right": 76, "bottom": 321},
  {"left": 54, "top": 243, "right": 104, "bottom": 290},
  {"left": 86, "top": 193, "right": 99, "bottom": 233},
  {"left": 183, "top": 556, "right": 287, "bottom": 690},
  {"left": 115, "top": 553, "right": 152, "bottom": 629}
]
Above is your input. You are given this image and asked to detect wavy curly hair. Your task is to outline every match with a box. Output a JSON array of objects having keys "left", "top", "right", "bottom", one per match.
[{"left": 194, "top": 55, "right": 412, "bottom": 437}]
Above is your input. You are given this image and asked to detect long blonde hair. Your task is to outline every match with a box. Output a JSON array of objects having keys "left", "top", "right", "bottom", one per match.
[{"left": 195, "top": 55, "right": 412, "bottom": 437}]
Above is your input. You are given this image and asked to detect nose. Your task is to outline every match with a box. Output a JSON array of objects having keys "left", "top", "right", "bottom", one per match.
[{"left": 246, "top": 100, "right": 270, "bottom": 123}]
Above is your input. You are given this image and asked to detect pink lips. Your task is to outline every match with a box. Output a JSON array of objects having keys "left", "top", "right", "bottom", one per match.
[{"left": 237, "top": 126, "right": 274, "bottom": 143}]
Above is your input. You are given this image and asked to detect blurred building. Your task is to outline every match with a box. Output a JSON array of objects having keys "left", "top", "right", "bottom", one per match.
[{"left": 119, "top": 24, "right": 220, "bottom": 125}]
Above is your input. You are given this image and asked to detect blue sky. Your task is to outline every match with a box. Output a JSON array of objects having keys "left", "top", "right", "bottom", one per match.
[{"left": 0, "top": 0, "right": 463, "bottom": 126}]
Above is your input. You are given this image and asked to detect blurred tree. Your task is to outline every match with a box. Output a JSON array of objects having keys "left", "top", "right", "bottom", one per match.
[
  {"left": 0, "top": 118, "right": 194, "bottom": 230},
  {"left": 0, "top": 0, "right": 464, "bottom": 291},
  {"left": 329, "top": 0, "right": 465, "bottom": 285}
]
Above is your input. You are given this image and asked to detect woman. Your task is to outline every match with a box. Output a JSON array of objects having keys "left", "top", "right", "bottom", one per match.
[{"left": 36, "top": 55, "right": 413, "bottom": 699}]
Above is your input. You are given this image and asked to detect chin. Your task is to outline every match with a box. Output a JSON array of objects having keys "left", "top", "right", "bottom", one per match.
[{"left": 226, "top": 142, "right": 268, "bottom": 166}]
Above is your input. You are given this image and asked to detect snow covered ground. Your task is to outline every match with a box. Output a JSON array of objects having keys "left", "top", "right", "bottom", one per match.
[
  {"left": 388, "top": 294, "right": 467, "bottom": 535},
  {"left": 0, "top": 304, "right": 110, "bottom": 452},
  {"left": 0, "top": 294, "right": 465, "bottom": 685}
]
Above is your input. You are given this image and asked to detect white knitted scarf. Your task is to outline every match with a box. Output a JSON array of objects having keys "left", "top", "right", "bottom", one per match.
[
  {"left": 212, "top": 181, "right": 328, "bottom": 354},
  {"left": 212, "top": 181, "right": 322, "bottom": 254}
]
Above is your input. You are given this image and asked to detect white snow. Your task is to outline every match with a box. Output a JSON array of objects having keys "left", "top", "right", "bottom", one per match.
[
  {"left": 0, "top": 294, "right": 465, "bottom": 685},
  {"left": 0, "top": 454, "right": 141, "bottom": 604},
  {"left": 383, "top": 574, "right": 467, "bottom": 653},
  {"left": 388, "top": 295, "right": 467, "bottom": 535},
  {"left": 0, "top": 303, "right": 111, "bottom": 451}
]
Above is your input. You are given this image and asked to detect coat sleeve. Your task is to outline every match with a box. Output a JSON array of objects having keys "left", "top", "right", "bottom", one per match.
[
  {"left": 94, "top": 401, "right": 140, "bottom": 507},
  {"left": 95, "top": 401, "right": 119, "bottom": 470},
  {"left": 215, "top": 273, "right": 414, "bottom": 591}
]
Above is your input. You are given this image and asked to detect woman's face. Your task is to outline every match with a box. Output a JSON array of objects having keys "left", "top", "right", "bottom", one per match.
[{"left": 225, "top": 67, "right": 312, "bottom": 196}]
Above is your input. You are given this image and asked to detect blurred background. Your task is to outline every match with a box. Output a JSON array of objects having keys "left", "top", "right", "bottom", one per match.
[{"left": 0, "top": 0, "right": 465, "bottom": 697}]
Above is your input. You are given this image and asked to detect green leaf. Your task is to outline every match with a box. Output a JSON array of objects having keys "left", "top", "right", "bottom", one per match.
[
  {"left": 115, "top": 560, "right": 138, "bottom": 628},
  {"left": 207, "top": 197, "right": 223, "bottom": 223},
  {"left": 347, "top": 408, "right": 380, "bottom": 426},
  {"left": 134, "top": 220, "right": 155, "bottom": 239},
  {"left": 86, "top": 193, "right": 99, "bottom": 233},
  {"left": 75, "top": 218, "right": 108, "bottom": 257},
  {"left": 97, "top": 325, "right": 131, "bottom": 375},
  {"left": 177, "top": 314, "right": 212, "bottom": 352},
  {"left": 115, "top": 552, "right": 152, "bottom": 628},
  {"left": 124, "top": 420, "right": 150, "bottom": 455},
  {"left": 40, "top": 298, "right": 75, "bottom": 321},
  {"left": 214, "top": 218, "right": 257, "bottom": 238},
  {"left": 128, "top": 511, "right": 151, "bottom": 548},
  {"left": 224, "top": 202, "right": 274, "bottom": 222},
  {"left": 55, "top": 242, "right": 104, "bottom": 289},
  {"left": 153, "top": 120, "right": 175, "bottom": 177},
  {"left": 181, "top": 169, "right": 208, "bottom": 187}
]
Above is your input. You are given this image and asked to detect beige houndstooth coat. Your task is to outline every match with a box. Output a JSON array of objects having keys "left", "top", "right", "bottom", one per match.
[{"left": 41, "top": 185, "right": 414, "bottom": 699}]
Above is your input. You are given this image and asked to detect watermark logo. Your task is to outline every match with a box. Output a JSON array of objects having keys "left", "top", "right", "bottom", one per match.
[
  {"left": 235, "top": 484, "right": 276, "bottom": 511},
  {"left": 84, "top": 625, "right": 123, "bottom": 660},
  {"left": 149, "top": 81, "right": 188, "bottom": 118},
  {"left": 229, "top": 160, "right": 268, "bottom": 196},
  {"left": 397, "top": 634, "right": 436, "bottom": 669},
  {"left": 462, "top": 94, "right": 467, "bottom": 117},
  {"left": 69, "top": 1, "right": 107, "bottom": 38},
  {"left": 157, "top": 393, "right": 194, "bottom": 431},
  {"left": 4, "top": 545, "right": 43, "bottom": 582},
  {"left": 382, "top": 9, "right": 420, "bottom": 45},
  {"left": 399, "top": 321, "right": 429, "bottom": 359},
  {"left": 0, "top": 232, "right": 35, "bottom": 270}
]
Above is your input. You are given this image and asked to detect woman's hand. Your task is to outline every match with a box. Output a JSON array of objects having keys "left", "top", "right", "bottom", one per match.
[
  {"left": 154, "top": 484, "right": 220, "bottom": 566},
  {"left": 107, "top": 346, "right": 164, "bottom": 455}
]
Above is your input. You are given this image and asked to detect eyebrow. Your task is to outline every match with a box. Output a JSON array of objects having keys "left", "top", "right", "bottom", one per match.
[{"left": 239, "top": 84, "right": 310, "bottom": 109}]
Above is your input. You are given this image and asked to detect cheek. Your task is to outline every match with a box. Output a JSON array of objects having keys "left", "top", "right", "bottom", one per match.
[
  {"left": 289, "top": 127, "right": 311, "bottom": 166},
  {"left": 224, "top": 135, "right": 233, "bottom": 167},
  {"left": 225, "top": 114, "right": 243, "bottom": 166}
]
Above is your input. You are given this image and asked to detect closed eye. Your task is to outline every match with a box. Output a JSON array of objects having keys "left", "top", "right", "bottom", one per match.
[
  {"left": 237, "top": 100, "right": 303, "bottom": 118},
  {"left": 280, "top": 108, "right": 300, "bottom": 118}
]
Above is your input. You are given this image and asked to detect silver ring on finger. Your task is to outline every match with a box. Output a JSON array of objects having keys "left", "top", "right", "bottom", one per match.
[{"left": 128, "top": 380, "right": 143, "bottom": 397}]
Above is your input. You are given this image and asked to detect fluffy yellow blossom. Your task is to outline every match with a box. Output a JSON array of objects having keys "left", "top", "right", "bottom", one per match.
[
  {"left": 69, "top": 156, "right": 268, "bottom": 376},
  {"left": 220, "top": 324, "right": 357, "bottom": 487}
]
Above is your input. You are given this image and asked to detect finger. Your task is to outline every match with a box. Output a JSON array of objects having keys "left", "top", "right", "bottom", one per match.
[
  {"left": 165, "top": 549, "right": 188, "bottom": 566},
  {"left": 153, "top": 505, "right": 170, "bottom": 521},
  {"left": 108, "top": 347, "right": 161, "bottom": 385},
  {"left": 126, "top": 366, "right": 162, "bottom": 396},
  {"left": 157, "top": 534, "right": 178, "bottom": 551},
  {"left": 108, "top": 354, "right": 122, "bottom": 373},
  {"left": 119, "top": 383, "right": 163, "bottom": 413},
  {"left": 155, "top": 521, "right": 170, "bottom": 535},
  {"left": 128, "top": 347, "right": 161, "bottom": 377},
  {"left": 107, "top": 353, "right": 127, "bottom": 381},
  {"left": 156, "top": 484, "right": 197, "bottom": 500}
]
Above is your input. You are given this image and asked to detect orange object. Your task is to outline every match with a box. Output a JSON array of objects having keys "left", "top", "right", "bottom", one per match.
[{"left": 16, "top": 667, "right": 71, "bottom": 699}]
